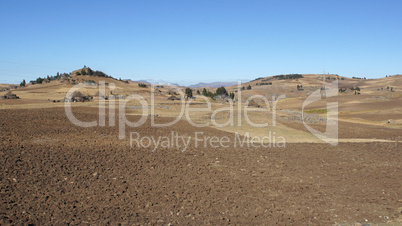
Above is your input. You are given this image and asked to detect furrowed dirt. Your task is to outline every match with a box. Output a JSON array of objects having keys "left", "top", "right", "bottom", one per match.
[{"left": 1, "top": 107, "right": 401, "bottom": 224}]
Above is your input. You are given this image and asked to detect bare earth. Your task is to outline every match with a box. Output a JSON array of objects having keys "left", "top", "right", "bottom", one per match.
[{"left": 1, "top": 107, "right": 401, "bottom": 225}]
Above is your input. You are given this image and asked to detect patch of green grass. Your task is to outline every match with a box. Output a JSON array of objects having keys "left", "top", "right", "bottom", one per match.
[{"left": 304, "top": 109, "right": 329, "bottom": 114}]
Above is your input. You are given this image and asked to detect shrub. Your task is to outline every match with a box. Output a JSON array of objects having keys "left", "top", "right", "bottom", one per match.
[
  {"left": 216, "top": 87, "right": 228, "bottom": 96},
  {"left": 273, "top": 74, "right": 303, "bottom": 80}
]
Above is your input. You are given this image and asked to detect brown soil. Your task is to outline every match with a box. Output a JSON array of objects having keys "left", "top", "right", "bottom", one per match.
[{"left": 1, "top": 107, "right": 401, "bottom": 225}]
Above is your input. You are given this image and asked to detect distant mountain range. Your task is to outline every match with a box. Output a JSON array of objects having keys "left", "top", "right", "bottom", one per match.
[
  {"left": 131, "top": 80, "right": 248, "bottom": 88},
  {"left": 188, "top": 81, "right": 249, "bottom": 88}
]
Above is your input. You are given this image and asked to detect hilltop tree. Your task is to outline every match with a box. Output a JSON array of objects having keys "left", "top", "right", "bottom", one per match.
[
  {"left": 36, "top": 77, "right": 44, "bottom": 84},
  {"left": 81, "top": 69, "right": 87, "bottom": 75},
  {"left": 20, "top": 79, "right": 26, "bottom": 87},
  {"left": 87, "top": 67, "right": 94, "bottom": 75}
]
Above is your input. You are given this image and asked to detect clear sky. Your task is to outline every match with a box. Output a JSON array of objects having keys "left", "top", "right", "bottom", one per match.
[{"left": 0, "top": 0, "right": 401, "bottom": 85}]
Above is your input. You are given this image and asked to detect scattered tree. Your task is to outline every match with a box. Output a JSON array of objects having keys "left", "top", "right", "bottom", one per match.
[
  {"left": 20, "top": 79, "right": 26, "bottom": 87},
  {"left": 229, "top": 92, "right": 235, "bottom": 99},
  {"left": 202, "top": 88, "right": 207, "bottom": 96},
  {"left": 185, "top": 88, "right": 193, "bottom": 98},
  {"left": 297, "top": 84, "right": 304, "bottom": 91},
  {"left": 216, "top": 87, "right": 228, "bottom": 96},
  {"left": 36, "top": 77, "right": 44, "bottom": 84},
  {"left": 247, "top": 85, "right": 252, "bottom": 90}
]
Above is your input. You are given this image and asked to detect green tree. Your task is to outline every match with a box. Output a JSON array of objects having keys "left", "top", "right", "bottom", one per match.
[
  {"left": 229, "top": 92, "right": 235, "bottom": 99},
  {"left": 87, "top": 68, "right": 94, "bottom": 75},
  {"left": 247, "top": 85, "right": 251, "bottom": 90},
  {"left": 196, "top": 90, "right": 200, "bottom": 95},
  {"left": 216, "top": 87, "right": 228, "bottom": 96},
  {"left": 20, "top": 79, "right": 26, "bottom": 87},
  {"left": 36, "top": 77, "right": 44, "bottom": 84},
  {"left": 81, "top": 69, "right": 87, "bottom": 75},
  {"left": 185, "top": 88, "right": 193, "bottom": 98},
  {"left": 202, "top": 88, "right": 207, "bottom": 96}
]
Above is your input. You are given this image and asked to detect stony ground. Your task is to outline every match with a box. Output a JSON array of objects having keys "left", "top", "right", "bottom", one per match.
[{"left": 1, "top": 107, "right": 401, "bottom": 225}]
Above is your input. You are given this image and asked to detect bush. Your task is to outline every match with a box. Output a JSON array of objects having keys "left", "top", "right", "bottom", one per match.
[
  {"left": 258, "top": 82, "right": 272, "bottom": 86},
  {"left": 36, "top": 77, "right": 44, "bottom": 84},
  {"left": 229, "top": 92, "right": 235, "bottom": 99},
  {"left": 297, "top": 84, "right": 303, "bottom": 91},
  {"left": 216, "top": 87, "right": 228, "bottom": 96},
  {"left": 202, "top": 88, "right": 216, "bottom": 98},
  {"left": 273, "top": 74, "right": 303, "bottom": 80}
]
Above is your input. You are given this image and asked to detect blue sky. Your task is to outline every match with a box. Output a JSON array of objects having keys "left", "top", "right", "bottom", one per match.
[{"left": 0, "top": 0, "right": 401, "bottom": 85}]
